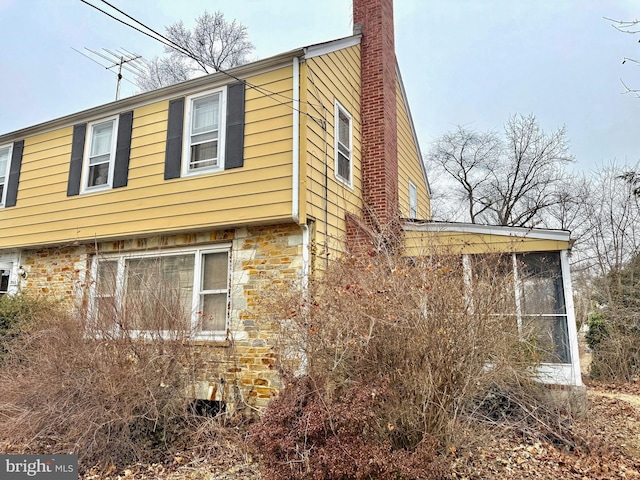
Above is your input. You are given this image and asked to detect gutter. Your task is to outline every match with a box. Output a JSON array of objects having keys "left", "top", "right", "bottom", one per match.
[
  {"left": 0, "top": 48, "right": 305, "bottom": 143},
  {"left": 403, "top": 221, "right": 571, "bottom": 242}
]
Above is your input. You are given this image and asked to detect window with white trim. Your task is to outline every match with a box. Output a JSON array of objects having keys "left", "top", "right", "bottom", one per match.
[
  {"left": 467, "top": 251, "right": 570, "bottom": 364},
  {"left": 409, "top": 181, "right": 418, "bottom": 219},
  {"left": 83, "top": 116, "right": 118, "bottom": 192},
  {"left": 334, "top": 100, "right": 352, "bottom": 186},
  {"left": 0, "top": 143, "right": 13, "bottom": 207},
  {"left": 0, "top": 267, "right": 11, "bottom": 296},
  {"left": 91, "top": 245, "right": 231, "bottom": 336},
  {"left": 183, "top": 87, "right": 227, "bottom": 175}
]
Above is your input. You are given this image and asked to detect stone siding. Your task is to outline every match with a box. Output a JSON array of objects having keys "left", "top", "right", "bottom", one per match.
[
  {"left": 18, "top": 223, "right": 305, "bottom": 410},
  {"left": 20, "top": 246, "right": 88, "bottom": 307}
]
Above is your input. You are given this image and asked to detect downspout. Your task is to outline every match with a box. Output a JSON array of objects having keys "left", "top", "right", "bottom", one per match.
[
  {"left": 295, "top": 57, "right": 308, "bottom": 376},
  {"left": 301, "top": 224, "right": 310, "bottom": 295},
  {"left": 292, "top": 56, "right": 300, "bottom": 223},
  {"left": 293, "top": 222, "right": 310, "bottom": 376}
]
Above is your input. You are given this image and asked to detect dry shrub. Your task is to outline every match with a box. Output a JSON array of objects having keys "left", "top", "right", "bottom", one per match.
[
  {"left": 0, "top": 294, "right": 58, "bottom": 364},
  {"left": 251, "top": 376, "right": 448, "bottom": 480},
  {"left": 588, "top": 318, "right": 640, "bottom": 381},
  {"left": 0, "top": 278, "right": 220, "bottom": 471},
  {"left": 462, "top": 374, "right": 583, "bottom": 448},
  {"left": 251, "top": 247, "right": 566, "bottom": 479}
]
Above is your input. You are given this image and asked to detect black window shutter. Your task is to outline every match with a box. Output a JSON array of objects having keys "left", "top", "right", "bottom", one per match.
[
  {"left": 225, "top": 81, "right": 245, "bottom": 170},
  {"left": 67, "top": 123, "right": 86, "bottom": 196},
  {"left": 165, "top": 97, "right": 184, "bottom": 180},
  {"left": 5, "top": 140, "right": 24, "bottom": 207},
  {"left": 113, "top": 111, "right": 134, "bottom": 188}
]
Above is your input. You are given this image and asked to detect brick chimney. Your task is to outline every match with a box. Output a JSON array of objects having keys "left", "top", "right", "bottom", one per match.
[{"left": 348, "top": 0, "right": 400, "bottom": 253}]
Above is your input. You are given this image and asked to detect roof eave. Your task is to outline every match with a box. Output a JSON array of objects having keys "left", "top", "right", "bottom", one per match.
[
  {"left": 0, "top": 47, "right": 305, "bottom": 144},
  {"left": 403, "top": 220, "right": 571, "bottom": 242}
]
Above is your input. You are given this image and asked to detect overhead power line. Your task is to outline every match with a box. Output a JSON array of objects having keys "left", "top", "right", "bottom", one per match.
[{"left": 79, "top": 0, "right": 329, "bottom": 121}]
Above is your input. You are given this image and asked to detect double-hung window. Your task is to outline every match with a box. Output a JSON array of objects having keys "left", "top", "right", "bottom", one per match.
[
  {"left": 183, "top": 88, "right": 226, "bottom": 175},
  {"left": 83, "top": 116, "right": 118, "bottom": 192},
  {"left": 0, "top": 143, "right": 13, "bottom": 207},
  {"left": 409, "top": 181, "right": 418, "bottom": 219},
  {"left": 334, "top": 100, "right": 352, "bottom": 186},
  {"left": 91, "top": 245, "right": 231, "bottom": 338}
]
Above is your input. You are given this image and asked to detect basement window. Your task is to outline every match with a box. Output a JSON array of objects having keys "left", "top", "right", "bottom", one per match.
[
  {"left": 334, "top": 100, "right": 352, "bottom": 187},
  {"left": 90, "top": 245, "right": 231, "bottom": 338}
]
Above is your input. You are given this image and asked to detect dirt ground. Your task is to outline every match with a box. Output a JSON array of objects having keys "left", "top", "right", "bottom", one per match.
[{"left": 78, "top": 380, "right": 640, "bottom": 480}]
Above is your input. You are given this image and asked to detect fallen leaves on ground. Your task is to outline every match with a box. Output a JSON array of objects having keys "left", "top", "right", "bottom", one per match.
[
  {"left": 451, "top": 382, "right": 640, "bottom": 479},
  {"left": 67, "top": 381, "right": 638, "bottom": 479}
]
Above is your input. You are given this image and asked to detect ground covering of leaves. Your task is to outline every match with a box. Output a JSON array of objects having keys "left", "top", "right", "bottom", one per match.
[
  {"left": 74, "top": 381, "right": 640, "bottom": 480},
  {"left": 450, "top": 380, "right": 640, "bottom": 479}
]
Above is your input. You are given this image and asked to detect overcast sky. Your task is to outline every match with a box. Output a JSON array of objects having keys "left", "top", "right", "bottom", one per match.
[{"left": 0, "top": 0, "right": 638, "bottom": 172}]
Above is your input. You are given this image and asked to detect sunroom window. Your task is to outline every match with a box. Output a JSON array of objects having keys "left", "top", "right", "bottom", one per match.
[
  {"left": 515, "top": 252, "right": 570, "bottom": 364},
  {"left": 91, "top": 246, "right": 231, "bottom": 336},
  {"left": 468, "top": 251, "right": 570, "bottom": 364}
]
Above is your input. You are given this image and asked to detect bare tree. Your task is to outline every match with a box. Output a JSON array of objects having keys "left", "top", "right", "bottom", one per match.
[
  {"left": 605, "top": 16, "right": 640, "bottom": 96},
  {"left": 577, "top": 161, "right": 640, "bottom": 380},
  {"left": 427, "top": 114, "right": 574, "bottom": 227},
  {"left": 581, "top": 161, "right": 640, "bottom": 277},
  {"left": 137, "top": 11, "right": 255, "bottom": 91},
  {"left": 428, "top": 126, "right": 499, "bottom": 223}
]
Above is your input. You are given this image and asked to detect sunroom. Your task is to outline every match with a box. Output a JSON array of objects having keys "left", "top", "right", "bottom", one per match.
[{"left": 403, "top": 221, "right": 582, "bottom": 387}]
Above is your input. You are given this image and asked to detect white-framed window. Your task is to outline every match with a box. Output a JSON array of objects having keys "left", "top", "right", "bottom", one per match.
[
  {"left": 334, "top": 100, "right": 352, "bottom": 186},
  {"left": 90, "top": 245, "right": 231, "bottom": 338},
  {"left": 0, "top": 267, "right": 11, "bottom": 296},
  {"left": 82, "top": 116, "right": 118, "bottom": 192},
  {"left": 183, "top": 87, "right": 227, "bottom": 176},
  {"left": 467, "top": 251, "right": 570, "bottom": 364},
  {"left": 0, "top": 143, "right": 13, "bottom": 207},
  {"left": 409, "top": 181, "right": 418, "bottom": 219}
]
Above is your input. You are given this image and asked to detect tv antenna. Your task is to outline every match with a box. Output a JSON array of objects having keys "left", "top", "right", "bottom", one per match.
[{"left": 72, "top": 47, "right": 147, "bottom": 100}]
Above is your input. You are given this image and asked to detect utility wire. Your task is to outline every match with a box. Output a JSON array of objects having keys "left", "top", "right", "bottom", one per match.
[
  {"left": 81, "top": 0, "right": 328, "bottom": 122},
  {"left": 97, "top": 0, "right": 205, "bottom": 66}
]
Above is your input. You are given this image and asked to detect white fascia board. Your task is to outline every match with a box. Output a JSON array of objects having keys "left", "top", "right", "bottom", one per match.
[
  {"left": 396, "top": 63, "right": 430, "bottom": 196},
  {"left": 404, "top": 221, "right": 571, "bottom": 242},
  {"left": 303, "top": 35, "right": 361, "bottom": 59},
  {"left": 0, "top": 49, "right": 304, "bottom": 144}
]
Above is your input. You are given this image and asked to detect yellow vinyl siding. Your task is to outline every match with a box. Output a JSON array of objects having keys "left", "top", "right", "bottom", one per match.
[
  {"left": 0, "top": 66, "right": 295, "bottom": 249},
  {"left": 403, "top": 230, "right": 570, "bottom": 256},
  {"left": 302, "top": 45, "right": 362, "bottom": 259},
  {"left": 397, "top": 82, "right": 430, "bottom": 220}
]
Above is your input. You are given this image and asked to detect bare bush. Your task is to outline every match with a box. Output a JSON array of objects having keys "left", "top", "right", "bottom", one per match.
[
  {"left": 0, "top": 275, "right": 223, "bottom": 471},
  {"left": 251, "top": 244, "right": 578, "bottom": 479},
  {"left": 588, "top": 314, "right": 640, "bottom": 381},
  {"left": 251, "top": 376, "right": 449, "bottom": 480},
  {"left": 0, "top": 294, "right": 59, "bottom": 364}
]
